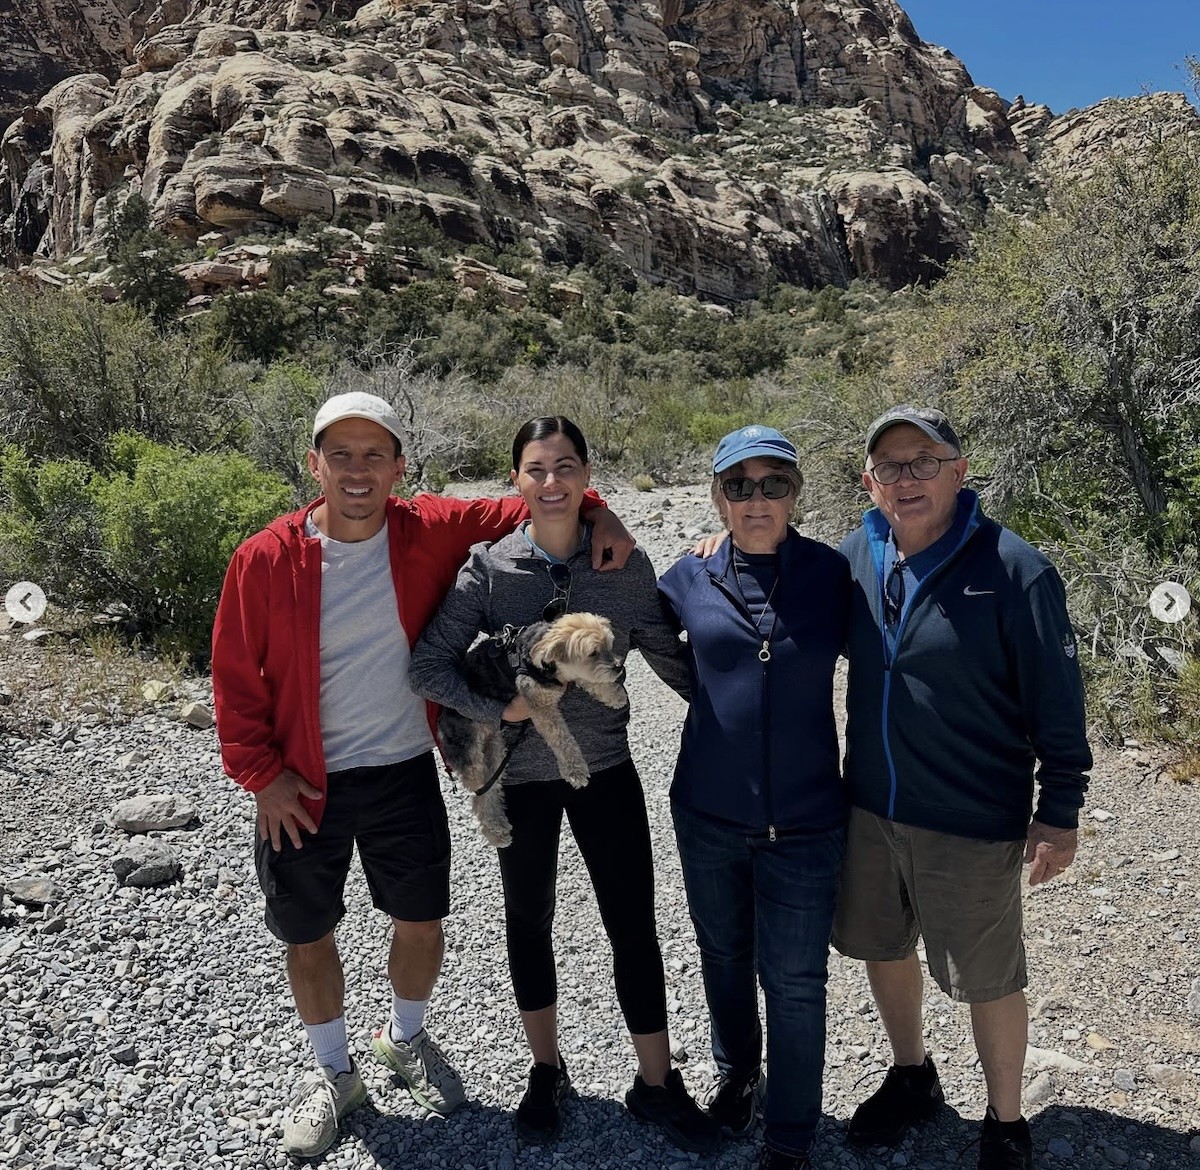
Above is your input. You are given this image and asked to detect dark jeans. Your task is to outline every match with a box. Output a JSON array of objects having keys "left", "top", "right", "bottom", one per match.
[
  {"left": 672, "top": 802, "right": 844, "bottom": 1157},
  {"left": 496, "top": 759, "right": 668, "bottom": 1035}
]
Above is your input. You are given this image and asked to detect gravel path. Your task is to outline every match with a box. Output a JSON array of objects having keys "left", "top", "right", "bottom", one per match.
[{"left": 2, "top": 479, "right": 1198, "bottom": 1170}]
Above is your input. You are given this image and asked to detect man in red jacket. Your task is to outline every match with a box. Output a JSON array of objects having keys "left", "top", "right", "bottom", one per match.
[{"left": 211, "top": 392, "right": 632, "bottom": 1159}]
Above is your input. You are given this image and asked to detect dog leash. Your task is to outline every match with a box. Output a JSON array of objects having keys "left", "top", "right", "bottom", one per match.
[{"left": 476, "top": 721, "right": 530, "bottom": 798}]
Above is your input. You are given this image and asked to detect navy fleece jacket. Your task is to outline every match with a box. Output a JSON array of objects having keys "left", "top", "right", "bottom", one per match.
[
  {"left": 658, "top": 530, "right": 849, "bottom": 835},
  {"left": 840, "top": 490, "right": 1092, "bottom": 842}
]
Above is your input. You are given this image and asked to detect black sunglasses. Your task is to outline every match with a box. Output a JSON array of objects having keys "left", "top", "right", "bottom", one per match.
[
  {"left": 720, "top": 474, "right": 793, "bottom": 502},
  {"left": 543, "top": 562, "right": 571, "bottom": 621},
  {"left": 884, "top": 561, "right": 905, "bottom": 627}
]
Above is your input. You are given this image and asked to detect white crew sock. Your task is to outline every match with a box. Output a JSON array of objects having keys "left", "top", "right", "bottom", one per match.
[
  {"left": 390, "top": 995, "right": 428, "bottom": 1044},
  {"left": 305, "top": 1016, "right": 351, "bottom": 1077}
]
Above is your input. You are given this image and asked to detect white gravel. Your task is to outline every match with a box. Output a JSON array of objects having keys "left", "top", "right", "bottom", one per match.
[{"left": 1, "top": 478, "right": 1198, "bottom": 1169}]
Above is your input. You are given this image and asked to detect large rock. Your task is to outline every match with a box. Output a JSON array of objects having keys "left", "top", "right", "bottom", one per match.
[
  {"left": 3, "top": 2, "right": 1198, "bottom": 298},
  {"left": 827, "top": 169, "right": 967, "bottom": 288},
  {"left": 5, "top": 874, "right": 64, "bottom": 907},
  {"left": 111, "top": 840, "right": 182, "bottom": 887},
  {"left": 111, "top": 794, "right": 198, "bottom": 833}
]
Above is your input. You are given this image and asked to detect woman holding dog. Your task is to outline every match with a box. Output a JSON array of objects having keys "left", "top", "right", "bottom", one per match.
[
  {"left": 657, "top": 425, "right": 850, "bottom": 1170},
  {"left": 410, "top": 417, "right": 718, "bottom": 1153}
]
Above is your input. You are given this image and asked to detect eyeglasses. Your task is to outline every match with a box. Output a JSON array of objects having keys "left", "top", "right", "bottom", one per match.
[
  {"left": 543, "top": 562, "right": 571, "bottom": 621},
  {"left": 867, "top": 456, "right": 958, "bottom": 486},
  {"left": 884, "top": 560, "right": 906, "bottom": 627},
  {"left": 720, "top": 474, "right": 793, "bottom": 502}
]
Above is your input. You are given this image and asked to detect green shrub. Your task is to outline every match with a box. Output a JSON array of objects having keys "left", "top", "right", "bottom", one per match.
[
  {"left": 0, "top": 285, "right": 249, "bottom": 466},
  {"left": 0, "top": 435, "right": 292, "bottom": 660}
]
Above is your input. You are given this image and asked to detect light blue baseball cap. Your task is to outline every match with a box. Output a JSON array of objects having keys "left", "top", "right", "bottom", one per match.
[{"left": 712, "top": 424, "right": 798, "bottom": 473}]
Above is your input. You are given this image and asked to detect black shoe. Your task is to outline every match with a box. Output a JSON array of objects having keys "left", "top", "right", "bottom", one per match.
[
  {"left": 978, "top": 1107, "right": 1032, "bottom": 1170},
  {"left": 515, "top": 1057, "right": 570, "bottom": 1142},
  {"left": 758, "top": 1146, "right": 811, "bottom": 1170},
  {"left": 626, "top": 1068, "right": 721, "bottom": 1153},
  {"left": 706, "top": 1068, "right": 760, "bottom": 1135},
  {"left": 847, "top": 1053, "right": 944, "bottom": 1147}
]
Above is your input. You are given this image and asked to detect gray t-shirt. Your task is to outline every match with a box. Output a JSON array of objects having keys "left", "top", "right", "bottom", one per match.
[{"left": 306, "top": 516, "right": 434, "bottom": 772}]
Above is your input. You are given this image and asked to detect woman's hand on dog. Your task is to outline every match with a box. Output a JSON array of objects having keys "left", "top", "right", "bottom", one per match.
[{"left": 255, "top": 768, "right": 322, "bottom": 851}]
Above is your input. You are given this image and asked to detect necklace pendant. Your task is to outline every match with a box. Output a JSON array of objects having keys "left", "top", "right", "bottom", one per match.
[{"left": 758, "top": 642, "right": 771, "bottom": 663}]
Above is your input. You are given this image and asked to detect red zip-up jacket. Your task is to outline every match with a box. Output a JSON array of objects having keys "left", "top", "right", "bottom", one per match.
[{"left": 211, "top": 490, "right": 602, "bottom": 827}]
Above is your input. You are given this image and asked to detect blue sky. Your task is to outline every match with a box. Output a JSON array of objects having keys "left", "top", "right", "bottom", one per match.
[{"left": 899, "top": 1, "right": 1199, "bottom": 113}]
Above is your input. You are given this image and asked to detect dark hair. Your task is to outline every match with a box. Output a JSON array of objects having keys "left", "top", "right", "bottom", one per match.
[
  {"left": 511, "top": 416, "right": 589, "bottom": 469},
  {"left": 314, "top": 427, "right": 403, "bottom": 458}
]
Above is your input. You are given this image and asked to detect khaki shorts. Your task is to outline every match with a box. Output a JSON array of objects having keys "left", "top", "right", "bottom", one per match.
[{"left": 832, "top": 807, "right": 1027, "bottom": 1003}]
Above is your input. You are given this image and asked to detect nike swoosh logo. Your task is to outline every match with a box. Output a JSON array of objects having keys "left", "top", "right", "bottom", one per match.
[{"left": 963, "top": 586, "right": 995, "bottom": 596}]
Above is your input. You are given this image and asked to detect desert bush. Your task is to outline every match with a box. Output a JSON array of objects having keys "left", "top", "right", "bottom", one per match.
[
  {"left": 0, "top": 435, "right": 292, "bottom": 660},
  {"left": 0, "top": 285, "right": 248, "bottom": 466},
  {"left": 890, "top": 131, "right": 1200, "bottom": 737}
]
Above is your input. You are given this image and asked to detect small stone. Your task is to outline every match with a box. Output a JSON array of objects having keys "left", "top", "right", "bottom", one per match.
[
  {"left": 5, "top": 875, "right": 63, "bottom": 907},
  {"left": 141, "top": 680, "right": 171, "bottom": 702},
  {"left": 37, "top": 915, "right": 67, "bottom": 935},
  {"left": 111, "top": 794, "right": 197, "bottom": 833},
  {"left": 1188, "top": 978, "right": 1200, "bottom": 1017},
  {"left": 1147, "top": 1063, "right": 1189, "bottom": 1089},
  {"left": 1048, "top": 1137, "right": 1074, "bottom": 1159},
  {"left": 110, "top": 1043, "right": 137, "bottom": 1065},
  {"left": 1087, "top": 1033, "right": 1116, "bottom": 1051},
  {"left": 1151, "top": 849, "right": 1180, "bottom": 861},
  {"left": 1112, "top": 1069, "right": 1136, "bottom": 1092},
  {"left": 1089, "top": 808, "right": 1114, "bottom": 821},
  {"left": 1025, "top": 1071, "right": 1055, "bottom": 1107},
  {"left": 1105, "top": 1147, "right": 1130, "bottom": 1165},
  {"left": 1190, "top": 1134, "right": 1200, "bottom": 1154},
  {"left": 1062, "top": 1028, "right": 1081, "bottom": 1041},
  {"left": 116, "top": 751, "right": 146, "bottom": 771},
  {"left": 180, "top": 702, "right": 214, "bottom": 729},
  {"left": 1025, "top": 1046, "right": 1087, "bottom": 1074},
  {"left": 670, "top": 1041, "right": 689, "bottom": 1062}
]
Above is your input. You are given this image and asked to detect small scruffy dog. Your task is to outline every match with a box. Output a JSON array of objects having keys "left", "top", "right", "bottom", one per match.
[{"left": 438, "top": 612, "right": 628, "bottom": 847}]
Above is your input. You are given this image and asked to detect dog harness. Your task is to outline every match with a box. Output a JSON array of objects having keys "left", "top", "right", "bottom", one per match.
[{"left": 474, "top": 624, "right": 559, "bottom": 797}]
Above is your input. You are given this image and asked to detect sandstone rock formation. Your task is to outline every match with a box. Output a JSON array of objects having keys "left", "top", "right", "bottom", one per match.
[{"left": 0, "top": 2, "right": 1197, "bottom": 300}]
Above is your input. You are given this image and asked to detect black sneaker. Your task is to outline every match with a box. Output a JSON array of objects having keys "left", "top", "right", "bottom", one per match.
[
  {"left": 847, "top": 1053, "right": 944, "bottom": 1147},
  {"left": 759, "top": 1146, "right": 811, "bottom": 1170},
  {"left": 706, "top": 1068, "right": 760, "bottom": 1135},
  {"left": 515, "top": 1057, "right": 570, "bottom": 1142},
  {"left": 626, "top": 1068, "right": 721, "bottom": 1153},
  {"left": 978, "top": 1107, "right": 1032, "bottom": 1170}
]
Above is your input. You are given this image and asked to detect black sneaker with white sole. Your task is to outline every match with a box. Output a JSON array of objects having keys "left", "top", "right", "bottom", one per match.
[{"left": 705, "top": 1068, "right": 761, "bottom": 1136}]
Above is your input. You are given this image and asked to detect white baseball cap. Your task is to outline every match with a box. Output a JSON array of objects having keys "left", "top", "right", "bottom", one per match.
[{"left": 312, "top": 392, "right": 405, "bottom": 448}]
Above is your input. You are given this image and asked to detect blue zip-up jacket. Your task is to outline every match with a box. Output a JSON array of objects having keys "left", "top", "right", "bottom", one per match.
[
  {"left": 658, "top": 530, "right": 849, "bottom": 836},
  {"left": 840, "top": 490, "right": 1092, "bottom": 842}
]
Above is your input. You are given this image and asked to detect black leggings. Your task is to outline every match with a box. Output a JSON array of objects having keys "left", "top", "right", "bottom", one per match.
[{"left": 496, "top": 759, "right": 668, "bottom": 1035}]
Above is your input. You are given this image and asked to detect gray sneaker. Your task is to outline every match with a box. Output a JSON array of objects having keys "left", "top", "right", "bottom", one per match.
[
  {"left": 371, "top": 1025, "right": 466, "bottom": 1115},
  {"left": 281, "top": 1062, "right": 368, "bottom": 1160}
]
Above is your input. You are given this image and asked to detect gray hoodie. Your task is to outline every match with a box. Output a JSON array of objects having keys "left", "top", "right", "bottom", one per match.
[{"left": 409, "top": 525, "right": 688, "bottom": 783}]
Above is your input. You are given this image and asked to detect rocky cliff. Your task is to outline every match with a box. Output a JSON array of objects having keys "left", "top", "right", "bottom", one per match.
[{"left": 1, "top": 1, "right": 1197, "bottom": 299}]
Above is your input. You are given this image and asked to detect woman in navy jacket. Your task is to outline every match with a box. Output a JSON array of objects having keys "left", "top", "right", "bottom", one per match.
[{"left": 658, "top": 425, "right": 849, "bottom": 1170}]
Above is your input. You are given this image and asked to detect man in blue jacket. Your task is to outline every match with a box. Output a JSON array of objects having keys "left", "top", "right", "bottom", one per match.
[{"left": 833, "top": 405, "right": 1092, "bottom": 1170}]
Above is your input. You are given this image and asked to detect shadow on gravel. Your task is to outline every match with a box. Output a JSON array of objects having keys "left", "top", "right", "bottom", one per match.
[
  {"left": 351, "top": 1097, "right": 513, "bottom": 1168},
  {"left": 816, "top": 1104, "right": 1193, "bottom": 1169},
  {"left": 1029, "top": 1105, "right": 1193, "bottom": 1164}
]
